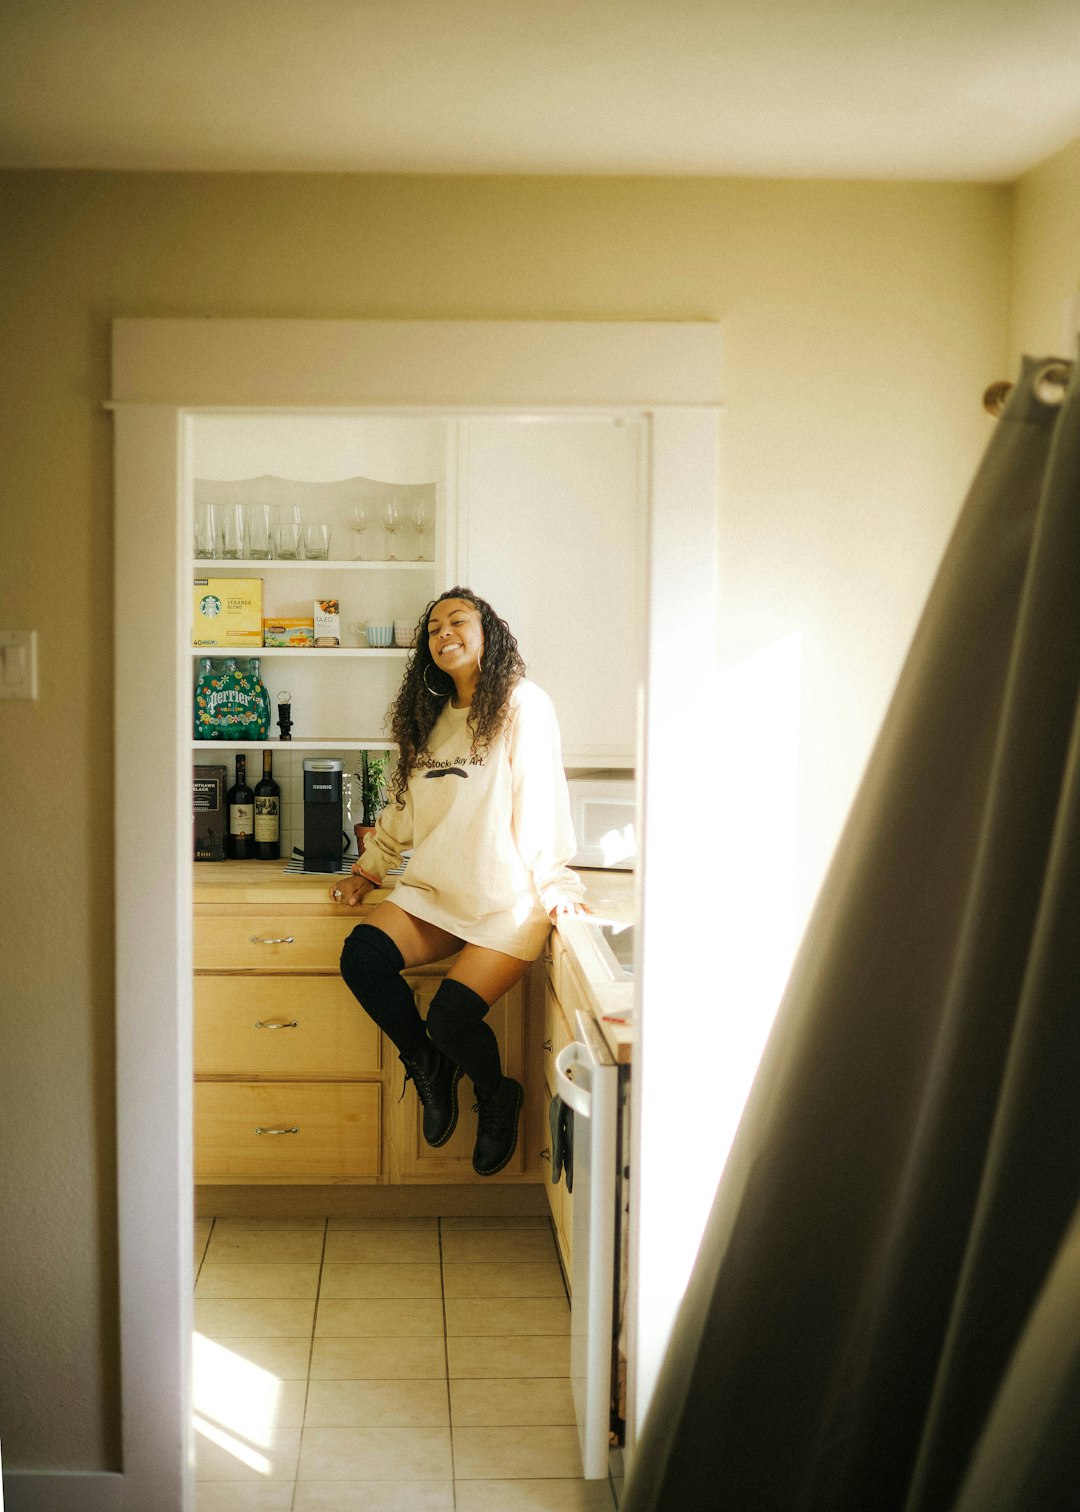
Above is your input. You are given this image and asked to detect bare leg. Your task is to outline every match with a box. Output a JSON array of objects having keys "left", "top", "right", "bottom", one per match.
[
  {"left": 447, "top": 941, "right": 532, "bottom": 1005},
  {"left": 361, "top": 899, "right": 463, "bottom": 968}
]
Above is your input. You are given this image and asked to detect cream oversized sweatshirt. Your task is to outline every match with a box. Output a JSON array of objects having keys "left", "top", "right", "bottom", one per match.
[{"left": 358, "top": 679, "right": 585, "bottom": 960}]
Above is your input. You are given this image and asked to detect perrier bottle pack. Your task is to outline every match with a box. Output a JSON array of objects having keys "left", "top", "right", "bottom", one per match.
[{"left": 194, "top": 657, "right": 272, "bottom": 741}]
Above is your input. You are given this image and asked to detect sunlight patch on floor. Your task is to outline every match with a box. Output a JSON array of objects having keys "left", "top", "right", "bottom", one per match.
[{"left": 194, "top": 1332, "right": 284, "bottom": 1471}]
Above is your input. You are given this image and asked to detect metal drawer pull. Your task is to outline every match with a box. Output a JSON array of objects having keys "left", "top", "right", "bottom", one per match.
[
  {"left": 540, "top": 1146, "right": 552, "bottom": 1162},
  {"left": 254, "top": 1019, "right": 299, "bottom": 1030},
  {"left": 255, "top": 1125, "right": 300, "bottom": 1136},
  {"left": 250, "top": 935, "right": 295, "bottom": 945},
  {"left": 542, "top": 1038, "right": 553, "bottom": 1051}
]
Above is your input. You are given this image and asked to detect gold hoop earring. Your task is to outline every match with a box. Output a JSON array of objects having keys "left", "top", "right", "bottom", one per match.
[{"left": 423, "top": 664, "right": 446, "bottom": 697}]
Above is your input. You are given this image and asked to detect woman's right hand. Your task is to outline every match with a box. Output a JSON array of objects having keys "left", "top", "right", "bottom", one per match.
[{"left": 328, "top": 875, "right": 376, "bottom": 907}]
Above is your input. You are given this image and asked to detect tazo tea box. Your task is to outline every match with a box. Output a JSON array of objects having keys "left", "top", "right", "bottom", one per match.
[
  {"left": 263, "top": 617, "right": 315, "bottom": 648},
  {"left": 193, "top": 578, "right": 263, "bottom": 648},
  {"left": 314, "top": 598, "right": 340, "bottom": 647},
  {"left": 193, "top": 764, "right": 227, "bottom": 861}
]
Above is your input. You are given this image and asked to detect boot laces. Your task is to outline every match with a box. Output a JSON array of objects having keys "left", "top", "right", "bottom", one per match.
[
  {"left": 401, "top": 1057, "right": 434, "bottom": 1105},
  {"left": 474, "top": 1083, "right": 512, "bottom": 1137}
]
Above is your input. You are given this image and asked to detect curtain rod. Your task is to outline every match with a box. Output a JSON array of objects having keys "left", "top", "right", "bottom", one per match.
[{"left": 982, "top": 360, "right": 1073, "bottom": 417}]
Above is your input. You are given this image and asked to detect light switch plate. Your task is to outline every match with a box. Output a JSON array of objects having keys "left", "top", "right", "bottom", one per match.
[{"left": 0, "top": 630, "right": 38, "bottom": 700}]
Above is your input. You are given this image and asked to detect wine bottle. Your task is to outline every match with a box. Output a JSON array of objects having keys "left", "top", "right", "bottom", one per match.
[
  {"left": 226, "top": 753, "right": 255, "bottom": 860},
  {"left": 254, "top": 749, "right": 281, "bottom": 861}
]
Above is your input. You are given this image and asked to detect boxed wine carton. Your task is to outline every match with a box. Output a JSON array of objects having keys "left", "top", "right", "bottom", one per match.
[
  {"left": 193, "top": 577, "right": 263, "bottom": 648},
  {"left": 314, "top": 598, "right": 340, "bottom": 647},
  {"left": 263, "top": 617, "right": 315, "bottom": 648},
  {"left": 193, "top": 764, "right": 228, "bottom": 861}
]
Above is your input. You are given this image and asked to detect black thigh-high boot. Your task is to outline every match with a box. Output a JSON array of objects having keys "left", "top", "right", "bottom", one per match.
[
  {"left": 338, "top": 925, "right": 462, "bottom": 1147},
  {"left": 426, "top": 979, "right": 524, "bottom": 1176}
]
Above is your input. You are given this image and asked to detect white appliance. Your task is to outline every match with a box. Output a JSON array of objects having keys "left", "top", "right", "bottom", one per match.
[
  {"left": 567, "top": 775, "right": 636, "bottom": 870},
  {"left": 555, "top": 1009, "right": 619, "bottom": 1479}
]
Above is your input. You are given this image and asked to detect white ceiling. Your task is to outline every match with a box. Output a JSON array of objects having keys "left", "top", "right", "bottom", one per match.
[{"left": 2, "top": 0, "right": 1080, "bottom": 181}]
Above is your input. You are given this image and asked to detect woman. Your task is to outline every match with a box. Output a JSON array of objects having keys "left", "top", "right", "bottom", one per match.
[{"left": 332, "top": 587, "right": 587, "bottom": 1176}]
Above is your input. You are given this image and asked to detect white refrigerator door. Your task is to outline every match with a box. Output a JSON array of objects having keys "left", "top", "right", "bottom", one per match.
[{"left": 555, "top": 1011, "right": 618, "bottom": 1479}]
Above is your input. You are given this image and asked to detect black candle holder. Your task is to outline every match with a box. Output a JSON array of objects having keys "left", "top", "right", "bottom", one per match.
[{"left": 277, "top": 693, "right": 293, "bottom": 741}]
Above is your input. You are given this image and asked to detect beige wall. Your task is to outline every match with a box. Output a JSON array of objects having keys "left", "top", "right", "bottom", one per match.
[
  {"left": 0, "top": 169, "right": 1010, "bottom": 1472},
  {"left": 1008, "top": 132, "right": 1080, "bottom": 365}
]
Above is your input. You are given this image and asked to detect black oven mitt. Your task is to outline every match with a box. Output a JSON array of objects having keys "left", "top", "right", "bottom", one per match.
[{"left": 548, "top": 1093, "right": 575, "bottom": 1193}]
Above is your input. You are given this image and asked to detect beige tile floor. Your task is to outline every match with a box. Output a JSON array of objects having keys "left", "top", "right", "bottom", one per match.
[{"left": 194, "top": 1214, "right": 615, "bottom": 1512}]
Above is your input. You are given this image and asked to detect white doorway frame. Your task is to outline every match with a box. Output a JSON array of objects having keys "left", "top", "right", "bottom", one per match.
[{"left": 110, "top": 319, "right": 722, "bottom": 1511}]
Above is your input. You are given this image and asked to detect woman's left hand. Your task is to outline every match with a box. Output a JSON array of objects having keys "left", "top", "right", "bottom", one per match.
[{"left": 549, "top": 900, "right": 592, "bottom": 922}]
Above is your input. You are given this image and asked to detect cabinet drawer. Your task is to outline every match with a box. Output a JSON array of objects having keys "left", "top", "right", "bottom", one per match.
[
  {"left": 542, "top": 979, "right": 574, "bottom": 1098},
  {"left": 194, "top": 975, "right": 380, "bottom": 1078},
  {"left": 194, "top": 1081, "right": 380, "bottom": 1182},
  {"left": 195, "top": 912, "right": 359, "bottom": 971}
]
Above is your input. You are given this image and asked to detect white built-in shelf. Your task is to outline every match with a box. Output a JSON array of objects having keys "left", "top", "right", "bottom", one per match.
[
  {"left": 192, "top": 558, "right": 434, "bottom": 571},
  {"left": 192, "top": 646, "right": 409, "bottom": 658},
  {"left": 192, "top": 737, "right": 395, "bottom": 752}
]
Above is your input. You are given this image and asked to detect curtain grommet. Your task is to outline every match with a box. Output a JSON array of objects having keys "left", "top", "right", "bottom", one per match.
[
  {"left": 1033, "top": 362, "right": 1071, "bottom": 409},
  {"left": 982, "top": 381, "right": 1013, "bottom": 416}
]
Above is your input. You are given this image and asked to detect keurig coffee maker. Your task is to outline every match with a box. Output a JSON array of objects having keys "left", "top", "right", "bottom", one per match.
[{"left": 302, "top": 758, "right": 344, "bottom": 872}]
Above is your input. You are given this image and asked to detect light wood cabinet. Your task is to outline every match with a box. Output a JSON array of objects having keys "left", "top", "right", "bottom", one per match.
[
  {"left": 193, "top": 864, "right": 543, "bottom": 1188},
  {"left": 194, "top": 1081, "right": 381, "bottom": 1182},
  {"left": 195, "top": 909, "right": 360, "bottom": 973},
  {"left": 194, "top": 974, "right": 380, "bottom": 1080},
  {"left": 541, "top": 952, "right": 577, "bottom": 1278},
  {"left": 194, "top": 898, "right": 383, "bottom": 1184}
]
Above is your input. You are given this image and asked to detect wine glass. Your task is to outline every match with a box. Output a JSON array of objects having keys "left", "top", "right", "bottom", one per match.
[
  {"left": 410, "top": 495, "right": 432, "bottom": 560},
  {"left": 383, "top": 494, "right": 404, "bottom": 560},
  {"left": 349, "top": 501, "right": 370, "bottom": 560}
]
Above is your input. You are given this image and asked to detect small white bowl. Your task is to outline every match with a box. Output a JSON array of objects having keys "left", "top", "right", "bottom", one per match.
[
  {"left": 394, "top": 620, "right": 416, "bottom": 648},
  {"left": 365, "top": 623, "right": 394, "bottom": 648}
]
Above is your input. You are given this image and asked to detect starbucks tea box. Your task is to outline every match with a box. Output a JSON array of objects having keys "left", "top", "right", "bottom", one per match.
[{"left": 193, "top": 577, "right": 263, "bottom": 648}]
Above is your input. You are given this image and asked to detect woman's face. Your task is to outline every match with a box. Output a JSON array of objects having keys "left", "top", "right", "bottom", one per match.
[{"left": 426, "top": 597, "right": 485, "bottom": 678}]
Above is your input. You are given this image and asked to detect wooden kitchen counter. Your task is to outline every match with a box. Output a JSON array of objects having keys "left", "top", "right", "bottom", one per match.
[
  {"left": 194, "top": 859, "right": 389, "bottom": 907},
  {"left": 193, "top": 860, "right": 636, "bottom": 1061}
]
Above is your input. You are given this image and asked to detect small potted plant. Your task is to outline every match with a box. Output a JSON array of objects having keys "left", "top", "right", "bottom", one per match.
[{"left": 353, "top": 750, "right": 389, "bottom": 855}]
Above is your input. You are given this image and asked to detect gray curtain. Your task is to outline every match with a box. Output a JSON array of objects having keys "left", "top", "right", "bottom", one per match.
[{"left": 621, "top": 354, "right": 1080, "bottom": 1512}]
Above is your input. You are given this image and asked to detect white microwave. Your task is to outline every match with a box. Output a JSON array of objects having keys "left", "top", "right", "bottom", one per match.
[{"left": 567, "top": 776, "right": 636, "bottom": 871}]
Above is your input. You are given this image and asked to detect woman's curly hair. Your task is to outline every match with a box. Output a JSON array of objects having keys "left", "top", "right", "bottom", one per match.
[{"left": 385, "top": 587, "right": 526, "bottom": 806}]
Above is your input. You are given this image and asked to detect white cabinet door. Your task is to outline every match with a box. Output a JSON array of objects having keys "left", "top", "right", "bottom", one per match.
[{"left": 455, "top": 418, "right": 644, "bottom": 766}]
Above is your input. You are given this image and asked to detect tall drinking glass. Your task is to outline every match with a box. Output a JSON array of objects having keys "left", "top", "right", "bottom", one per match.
[
  {"left": 194, "top": 502, "right": 218, "bottom": 559},
  {"left": 244, "top": 501, "right": 272, "bottom": 559},
  {"left": 220, "top": 502, "right": 245, "bottom": 560}
]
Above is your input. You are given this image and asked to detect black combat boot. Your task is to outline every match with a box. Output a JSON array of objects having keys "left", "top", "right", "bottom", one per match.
[
  {"left": 472, "top": 1076, "right": 524, "bottom": 1176},
  {"left": 400, "top": 1040, "right": 462, "bottom": 1147}
]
